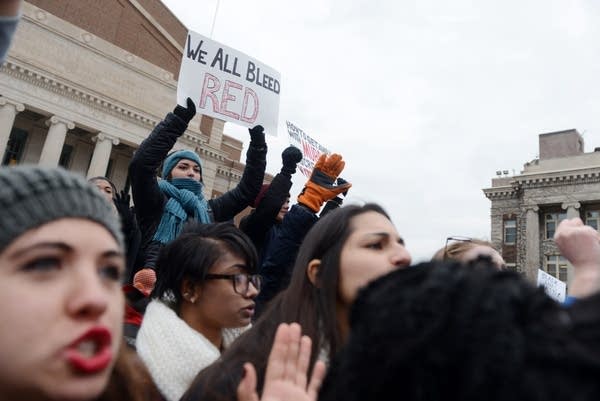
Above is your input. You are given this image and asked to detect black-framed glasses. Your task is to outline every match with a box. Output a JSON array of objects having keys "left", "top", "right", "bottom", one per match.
[
  {"left": 443, "top": 236, "right": 473, "bottom": 260},
  {"left": 205, "top": 273, "right": 262, "bottom": 295}
]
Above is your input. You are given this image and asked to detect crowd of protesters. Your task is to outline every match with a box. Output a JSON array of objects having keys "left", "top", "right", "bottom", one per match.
[{"left": 2, "top": 3, "right": 600, "bottom": 401}]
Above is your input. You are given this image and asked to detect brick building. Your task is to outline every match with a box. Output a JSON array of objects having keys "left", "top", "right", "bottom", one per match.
[
  {"left": 0, "top": 0, "right": 266, "bottom": 200},
  {"left": 483, "top": 129, "right": 600, "bottom": 286}
]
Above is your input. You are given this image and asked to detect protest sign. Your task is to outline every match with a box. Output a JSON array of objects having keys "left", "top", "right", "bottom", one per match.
[
  {"left": 286, "top": 121, "right": 329, "bottom": 177},
  {"left": 537, "top": 268, "right": 566, "bottom": 302},
  {"left": 177, "top": 31, "right": 281, "bottom": 135}
]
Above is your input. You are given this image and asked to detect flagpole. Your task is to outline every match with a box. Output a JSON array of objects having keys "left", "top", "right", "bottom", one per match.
[{"left": 210, "top": 0, "right": 220, "bottom": 38}]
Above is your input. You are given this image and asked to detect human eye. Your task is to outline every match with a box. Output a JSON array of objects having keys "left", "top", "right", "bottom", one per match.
[
  {"left": 234, "top": 274, "right": 248, "bottom": 287},
  {"left": 99, "top": 264, "right": 123, "bottom": 282},
  {"left": 22, "top": 257, "right": 61, "bottom": 273},
  {"left": 366, "top": 242, "right": 383, "bottom": 250}
]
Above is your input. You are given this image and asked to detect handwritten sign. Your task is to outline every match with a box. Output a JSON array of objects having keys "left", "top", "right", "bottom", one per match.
[
  {"left": 177, "top": 31, "right": 281, "bottom": 135},
  {"left": 286, "top": 121, "right": 329, "bottom": 177},
  {"left": 537, "top": 268, "right": 566, "bottom": 302}
]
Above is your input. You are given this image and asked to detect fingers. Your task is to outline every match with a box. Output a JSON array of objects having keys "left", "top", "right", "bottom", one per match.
[
  {"left": 313, "top": 154, "right": 327, "bottom": 171},
  {"left": 283, "top": 323, "right": 302, "bottom": 382},
  {"left": 321, "top": 154, "right": 345, "bottom": 177},
  {"left": 264, "top": 323, "right": 292, "bottom": 384},
  {"left": 307, "top": 360, "right": 327, "bottom": 401},
  {"left": 186, "top": 97, "right": 196, "bottom": 111},
  {"left": 237, "top": 363, "right": 259, "bottom": 401},
  {"left": 295, "top": 335, "right": 312, "bottom": 388}
]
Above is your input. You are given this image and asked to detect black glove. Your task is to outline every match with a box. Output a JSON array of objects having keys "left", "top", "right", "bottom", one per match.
[
  {"left": 173, "top": 97, "right": 196, "bottom": 124},
  {"left": 249, "top": 125, "right": 266, "bottom": 147},
  {"left": 336, "top": 177, "right": 350, "bottom": 197},
  {"left": 114, "top": 190, "right": 134, "bottom": 228},
  {"left": 281, "top": 146, "right": 303, "bottom": 176}
]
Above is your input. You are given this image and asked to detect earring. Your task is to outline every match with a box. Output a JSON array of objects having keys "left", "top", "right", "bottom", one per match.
[{"left": 190, "top": 296, "right": 197, "bottom": 304}]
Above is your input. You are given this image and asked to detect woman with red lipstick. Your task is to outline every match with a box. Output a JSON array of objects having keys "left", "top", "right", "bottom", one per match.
[
  {"left": 0, "top": 166, "right": 128, "bottom": 401},
  {"left": 136, "top": 222, "right": 261, "bottom": 401}
]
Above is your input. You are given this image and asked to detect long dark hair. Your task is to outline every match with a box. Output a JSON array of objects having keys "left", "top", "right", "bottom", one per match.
[
  {"left": 181, "top": 203, "right": 391, "bottom": 401},
  {"left": 151, "top": 222, "right": 258, "bottom": 311}
]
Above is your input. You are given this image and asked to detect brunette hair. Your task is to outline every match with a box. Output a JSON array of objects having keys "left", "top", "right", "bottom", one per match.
[
  {"left": 180, "top": 203, "right": 392, "bottom": 401},
  {"left": 151, "top": 222, "right": 258, "bottom": 311}
]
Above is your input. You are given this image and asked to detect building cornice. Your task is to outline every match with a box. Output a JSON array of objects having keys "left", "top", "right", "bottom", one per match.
[
  {"left": 483, "top": 185, "right": 519, "bottom": 200},
  {"left": 515, "top": 169, "right": 600, "bottom": 189},
  {"left": 216, "top": 166, "right": 243, "bottom": 181},
  {"left": 3, "top": 60, "right": 158, "bottom": 127},
  {"left": 485, "top": 167, "right": 600, "bottom": 199}
]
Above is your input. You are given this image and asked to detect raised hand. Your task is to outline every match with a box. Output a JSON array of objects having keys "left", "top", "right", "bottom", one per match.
[
  {"left": 237, "top": 323, "right": 326, "bottom": 401},
  {"left": 554, "top": 218, "right": 600, "bottom": 298}
]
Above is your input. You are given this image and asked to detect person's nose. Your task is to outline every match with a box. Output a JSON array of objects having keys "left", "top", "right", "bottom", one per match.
[
  {"left": 66, "top": 264, "right": 110, "bottom": 320},
  {"left": 244, "top": 280, "right": 260, "bottom": 299},
  {"left": 390, "top": 245, "right": 412, "bottom": 268}
]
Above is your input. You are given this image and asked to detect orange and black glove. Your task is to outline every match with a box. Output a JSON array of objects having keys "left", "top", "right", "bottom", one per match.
[{"left": 298, "top": 153, "right": 352, "bottom": 213}]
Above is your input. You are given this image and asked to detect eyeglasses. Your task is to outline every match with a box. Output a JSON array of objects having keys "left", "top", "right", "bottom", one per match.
[
  {"left": 443, "top": 236, "right": 473, "bottom": 261},
  {"left": 205, "top": 273, "right": 262, "bottom": 295}
]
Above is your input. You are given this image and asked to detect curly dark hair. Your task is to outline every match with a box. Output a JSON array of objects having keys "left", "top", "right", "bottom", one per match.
[{"left": 320, "top": 258, "right": 600, "bottom": 401}]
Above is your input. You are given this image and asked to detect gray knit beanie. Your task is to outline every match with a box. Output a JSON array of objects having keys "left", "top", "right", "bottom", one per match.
[{"left": 0, "top": 165, "right": 124, "bottom": 253}]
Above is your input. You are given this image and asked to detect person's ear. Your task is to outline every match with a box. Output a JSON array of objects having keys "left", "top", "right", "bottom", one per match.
[
  {"left": 181, "top": 279, "right": 200, "bottom": 304},
  {"left": 307, "top": 259, "right": 321, "bottom": 287}
]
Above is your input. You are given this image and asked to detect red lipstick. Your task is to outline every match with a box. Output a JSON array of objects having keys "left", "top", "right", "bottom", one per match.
[{"left": 64, "top": 326, "right": 113, "bottom": 374}]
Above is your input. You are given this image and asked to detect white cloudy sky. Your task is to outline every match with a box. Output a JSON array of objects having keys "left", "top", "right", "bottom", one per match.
[{"left": 161, "top": 0, "right": 600, "bottom": 262}]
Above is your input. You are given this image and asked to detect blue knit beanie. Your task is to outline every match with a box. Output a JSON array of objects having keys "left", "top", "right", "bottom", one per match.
[{"left": 162, "top": 149, "right": 203, "bottom": 180}]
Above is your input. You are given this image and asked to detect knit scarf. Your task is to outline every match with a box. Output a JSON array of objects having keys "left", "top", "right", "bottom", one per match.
[
  {"left": 136, "top": 300, "right": 249, "bottom": 401},
  {"left": 153, "top": 178, "right": 212, "bottom": 244}
]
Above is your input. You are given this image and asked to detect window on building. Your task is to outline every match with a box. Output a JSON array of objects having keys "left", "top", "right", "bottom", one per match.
[
  {"left": 545, "top": 255, "right": 568, "bottom": 282},
  {"left": 545, "top": 212, "right": 567, "bottom": 239},
  {"left": 2, "top": 128, "right": 28, "bottom": 166},
  {"left": 58, "top": 144, "right": 74, "bottom": 169},
  {"left": 586, "top": 210, "right": 600, "bottom": 231},
  {"left": 504, "top": 219, "right": 516, "bottom": 244}
]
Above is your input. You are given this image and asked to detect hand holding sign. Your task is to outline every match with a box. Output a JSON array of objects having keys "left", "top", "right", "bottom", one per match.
[{"left": 173, "top": 97, "right": 197, "bottom": 124}]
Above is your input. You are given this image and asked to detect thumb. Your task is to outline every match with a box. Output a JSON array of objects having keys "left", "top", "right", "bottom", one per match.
[{"left": 237, "top": 363, "right": 259, "bottom": 401}]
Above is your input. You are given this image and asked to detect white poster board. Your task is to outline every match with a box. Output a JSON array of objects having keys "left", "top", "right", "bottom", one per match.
[
  {"left": 177, "top": 31, "right": 281, "bottom": 135},
  {"left": 537, "top": 269, "right": 566, "bottom": 302},
  {"left": 286, "top": 121, "right": 329, "bottom": 177}
]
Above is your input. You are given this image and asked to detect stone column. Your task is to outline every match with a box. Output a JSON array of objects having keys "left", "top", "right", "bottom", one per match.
[
  {"left": 87, "top": 133, "right": 119, "bottom": 178},
  {"left": 561, "top": 201, "right": 581, "bottom": 286},
  {"left": 39, "top": 116, "right": 74, "bottom": 167},
  {"left": 201, "top": 115, "right": 225, "bottom": 148},
  {"left": 0, "top": 98, "right": 24, "bottom": 162},
  {"left": 524, "top": 204, "right": 540, "bottom": 282}
]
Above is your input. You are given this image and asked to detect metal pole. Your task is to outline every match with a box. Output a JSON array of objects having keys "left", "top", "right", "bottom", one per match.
[{"left": 210, "top": 0, "right": 221, "bottom": 38}]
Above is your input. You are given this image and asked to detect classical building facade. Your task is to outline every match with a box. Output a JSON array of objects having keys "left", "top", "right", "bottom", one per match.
[
  {"left": 483, "top": 129, "right": 600, "bottom": 286},
  {"left": 0, "top": 0, "right": 257, "bottom": 199}
]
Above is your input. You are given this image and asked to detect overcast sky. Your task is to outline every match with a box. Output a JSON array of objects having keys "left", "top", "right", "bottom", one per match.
[{"left": 161, "top": 0, "right": 600, "bottom": 262}]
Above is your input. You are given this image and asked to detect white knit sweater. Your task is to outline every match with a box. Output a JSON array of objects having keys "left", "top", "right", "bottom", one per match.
[{"left": 136, "top": 300, "right": 247, "bottom": 401}]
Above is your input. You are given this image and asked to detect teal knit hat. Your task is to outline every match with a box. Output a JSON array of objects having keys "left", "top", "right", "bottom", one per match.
[
  {"left": 162, "top": 150, "right": 203, "bottom": 180},
  {"left": 0, "top": 165, "right": 124, "bottom": 252}
]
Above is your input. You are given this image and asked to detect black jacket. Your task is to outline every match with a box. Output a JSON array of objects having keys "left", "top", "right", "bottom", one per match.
[
  {"left": 254, "top": 204, "right": 318, "bottom": 316},
  {"left": 239, "top": 171, "right": 293, "bottom": 265},
  {"left": 129, "top": 112, "right": 267, "bottom": 269}
]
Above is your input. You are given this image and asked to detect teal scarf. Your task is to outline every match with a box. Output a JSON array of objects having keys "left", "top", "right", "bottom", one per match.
[{"left": 152, "top": 178, "right": 212, "bottom": 244}]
